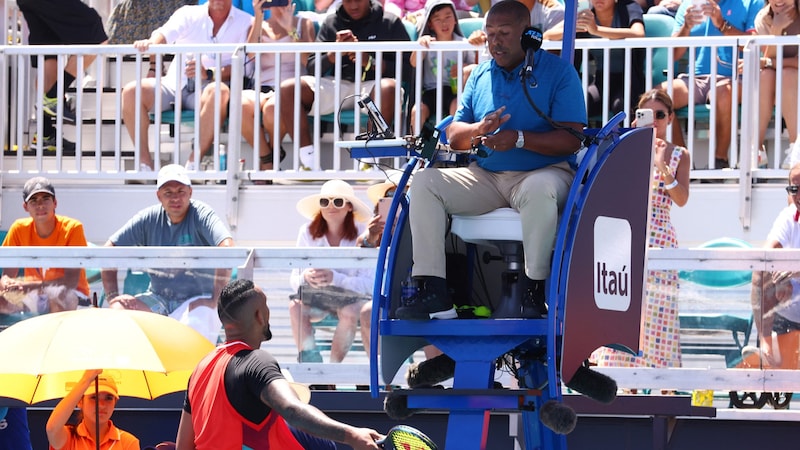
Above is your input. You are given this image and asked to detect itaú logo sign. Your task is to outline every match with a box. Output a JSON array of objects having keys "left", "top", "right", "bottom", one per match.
[{"left": 593, "top": 216, "right": 631, "bottom": 311}]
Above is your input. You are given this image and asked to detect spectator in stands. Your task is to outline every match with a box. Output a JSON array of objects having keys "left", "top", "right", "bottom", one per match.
[
  {"left": 409, "top": 0, "right": 478, "bottom": 128},
  {"left": 357, "top": 173, "right": 403, "bottom": 358},
  {"left": 101, "top": 165, "right": 234, "bottom": 324},
  {"left": 176, "top": 279, "right": 383, "bottom": 449},
  {"left": 289, "top": 180, "right": 374, "bottom": 363},
  {"left": 356, "top": 173, "right": 447, "bottom": 360},
  {"left": 646, "top": 0, "right": 682, "bottom": 17},
  {"left": 755, "top": 0, "right": 800, "bottom": 167},
  {"left": 463, "top": 0, "right": 564, "bottom": 81},
  {"left": 267, "top": 0, "right": 410, "bottom": 170},
  {"left": 385, "top": 0, "right": 475, "bottom": 21},
  {"left": 661, "top": 0, "right": 763, "bottom": 169},
  {"left": 241, "top": 0, "right": 316, "bottom": 174},
  {"left": 120, "top": 0, "right": 251, "bottom": 171},
  {"left": 384, "top": 0, "right": 428, "bottom": 19},
  {"left": 592, "top": 89, "right": 690, "bottom": 370},
  {"left": 465, "top": 0, "right": 564, "bottom": 37},
  {"left": 746, "top": 164, "right": 800, "bottom": 369},
  {"left": 546, "top": 0, "right": 645, "bottom": 118},
  {"left": 0, "top": 177, "right": 90, "bottom": 316},
  {"left": 395, "top": 1, "right": 585, "bottom": 320},
  {"left": 46, "top": 370, "right": 140, "bottom": 450},
  {"left": 107, "top": 0, "right": 197, "bottom": 45},
  {"left": 16, "top": 0, "right": 108, "bottom": 151},
  {"left": 0, "top": 177, "right": 93, "bottom": 450},
  {"left": 314, "top": 0, "right": 338, "bottom": 14}
]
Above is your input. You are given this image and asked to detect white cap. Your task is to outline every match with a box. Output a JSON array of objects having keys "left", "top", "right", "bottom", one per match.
[{"left": 156, "top": 164, "right": 191, "bottom": 189}]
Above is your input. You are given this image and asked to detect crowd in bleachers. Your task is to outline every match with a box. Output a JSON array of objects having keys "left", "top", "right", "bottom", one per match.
[
  {"left": 4, "top": 2, "right": 800, "bottom": 446},
  {"left": 5, "top": 0, "right": 800, "bottom": 178}
]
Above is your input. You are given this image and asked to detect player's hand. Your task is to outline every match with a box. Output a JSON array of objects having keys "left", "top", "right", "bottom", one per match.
[{"left": 347, "top": 427, "right": 383, "bottom": 449}]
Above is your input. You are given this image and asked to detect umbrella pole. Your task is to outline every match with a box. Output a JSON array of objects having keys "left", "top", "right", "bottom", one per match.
[{"left": 94, "top": 378, "right": 100, "bottom": 450}]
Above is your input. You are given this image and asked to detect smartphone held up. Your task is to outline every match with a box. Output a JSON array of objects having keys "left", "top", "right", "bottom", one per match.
[
  {"left": 378, "top": 198, "right": 394, "bottom": 223},
  {"left": 262, "top": 0, "right": 289, "bottom": 9},
  {"left": 635, "top": 108, "right": 654, "bottom": 128}
]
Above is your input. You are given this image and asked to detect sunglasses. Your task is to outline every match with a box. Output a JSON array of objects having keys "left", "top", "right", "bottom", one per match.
[
  {"left": 319, "top": 197, "right": 347, "bottom": 208},
  {"left": 786, "top": 185, "right": 800, "bottom": 195},
  {"left": 654, "top": 110, "right": 668, "bottom": 120}
]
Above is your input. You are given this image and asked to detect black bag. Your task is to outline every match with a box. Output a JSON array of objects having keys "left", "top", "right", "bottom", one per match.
[{"left": 292, "top": 285, "right": 370, "bottom": 312}]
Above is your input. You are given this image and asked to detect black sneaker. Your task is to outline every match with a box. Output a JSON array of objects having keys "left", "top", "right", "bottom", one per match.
[
  {"left": 32, "top": 134, "right": 76, "bottom": 152},
  {"left": 395, "top": 277, "right": 457, "bottom": 320},
  {"left": 521, "top": 280, "right": 548, "bottom": 319},
  {"left": 714, "top": 158, "right": 730, "bottom": 169},
  {"left": 42, "top": 95, "right": 76, "bottom": 124}
]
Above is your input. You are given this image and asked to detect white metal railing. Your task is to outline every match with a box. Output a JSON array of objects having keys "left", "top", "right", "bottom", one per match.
[
  {"left": 1, "top": 35, "right": 799, "bottom": 182},
  {"left": 0, "top": 245, "right": 799, "bottom": 393}
]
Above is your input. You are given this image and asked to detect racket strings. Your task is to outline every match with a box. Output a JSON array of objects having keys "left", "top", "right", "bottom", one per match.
[{"left": 388, "top": 430, "right": 435, "bottom": 450}]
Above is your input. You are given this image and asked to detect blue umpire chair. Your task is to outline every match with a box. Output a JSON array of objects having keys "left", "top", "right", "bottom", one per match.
[{"left": 368, "top": 112, "right": 656, "bottom": 450}]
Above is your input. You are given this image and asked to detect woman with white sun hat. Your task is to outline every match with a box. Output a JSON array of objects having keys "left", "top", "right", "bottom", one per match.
[{"left": 289, "top": 180, "right": 374, "bottom": 363}]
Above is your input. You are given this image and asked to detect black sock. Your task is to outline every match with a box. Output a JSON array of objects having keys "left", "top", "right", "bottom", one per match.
[{"left": 45, "top": 72, "right": 76, "bottom": 98}]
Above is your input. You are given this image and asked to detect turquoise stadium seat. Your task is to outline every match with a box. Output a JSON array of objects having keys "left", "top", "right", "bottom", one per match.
[
  {"left": 404, "top": 20, "right": 418, "bottom": 41},
  {"left": 149, "top": 109, "right": 195, "bottom": 126},
  {"left": 149, "top": 109, "right": 198, "bottom": 139},
  {"left": 679, "top": 237, "right": 753, "bottom": 288},
  {"left": 458, "top": 17, "right": 484, "bottom": 39},
  {"left": 643, "top": 14, "right": 677, "bottom": 85},
  {"left": 293, "top": 0, "right": 315, "bottom": 12},
  {"left": 642, "top": 14, "right": 713, "bottom": 131}
]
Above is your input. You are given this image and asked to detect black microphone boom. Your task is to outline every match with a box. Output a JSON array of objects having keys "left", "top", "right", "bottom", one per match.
[{"left": 520, "top": 26, "right": 543, "bottom": 79}]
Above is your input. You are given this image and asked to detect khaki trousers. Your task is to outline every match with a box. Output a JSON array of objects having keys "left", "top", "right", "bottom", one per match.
[{"left": 409, "top": 161, "right": 575, "bottom": 280}]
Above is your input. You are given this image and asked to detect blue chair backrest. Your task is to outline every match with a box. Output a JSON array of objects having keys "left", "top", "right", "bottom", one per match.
[
  {"left": 458, "top": 18, "right": 484, "bottom": 39},
  {"left": 643, "top": 13, "right": 678, "bottom": 85},
  {"left": 679, "top": 237, "right": 753, "bottom": 287},
  {"left": 403, "top": 20, "right": 418, "bottom": 41}
]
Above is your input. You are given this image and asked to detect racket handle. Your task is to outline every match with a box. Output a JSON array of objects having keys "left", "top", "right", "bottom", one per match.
[{"left": 375, "top": 438, "right": 385, "bottom": 448}]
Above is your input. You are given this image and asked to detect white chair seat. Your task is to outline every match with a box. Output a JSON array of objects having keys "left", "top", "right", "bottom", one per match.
[{"left": 451, "top": 207, "right": 522, "bottom": 248}]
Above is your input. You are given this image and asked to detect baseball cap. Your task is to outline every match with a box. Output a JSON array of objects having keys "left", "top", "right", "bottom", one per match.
[
  {"left": 22, "top": 177, "right": 56, "bottom": 202},
  {"left": 156, "top": 164, "right": 191, "bottom": 189},
  {"left": 83, "top": 375, "right": 119, "bottom": 399}
]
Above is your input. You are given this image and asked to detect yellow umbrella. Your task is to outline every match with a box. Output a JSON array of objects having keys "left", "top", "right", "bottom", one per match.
[{"left": 0, "top": 308, "right": 215, "bottom": 403}]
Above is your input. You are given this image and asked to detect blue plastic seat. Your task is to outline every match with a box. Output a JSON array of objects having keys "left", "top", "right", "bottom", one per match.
[
  {"left": 643, "top": 14, "right": 678, "bottom": 86},
  {"left": 458, "top": 17, "right": 484, "bottom": 39},
  {"left": 679, "top": 237, "right": 752, "bottom": 287}
]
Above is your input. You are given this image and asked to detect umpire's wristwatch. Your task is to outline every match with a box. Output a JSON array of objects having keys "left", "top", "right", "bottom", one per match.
[{"left": 515, "top": 130, "right": 525, "bottom": 148}]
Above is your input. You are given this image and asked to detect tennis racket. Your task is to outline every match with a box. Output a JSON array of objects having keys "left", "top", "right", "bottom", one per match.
[{"left": 376, "top": 425, "right": 438, "bottom": 450}]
